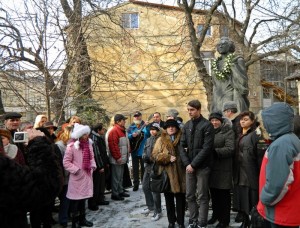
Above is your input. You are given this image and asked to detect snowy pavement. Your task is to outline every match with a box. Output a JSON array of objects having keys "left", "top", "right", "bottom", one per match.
[{"left": 52, "top": 185, "right": 242, "bottom": 228}]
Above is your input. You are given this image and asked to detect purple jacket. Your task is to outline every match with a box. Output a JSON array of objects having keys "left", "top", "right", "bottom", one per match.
[{"left": 63, "top": 139, "right": 96, "bottom": 200}]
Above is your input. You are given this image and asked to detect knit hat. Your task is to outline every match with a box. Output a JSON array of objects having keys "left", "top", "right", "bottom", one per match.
[
  {"left": 163, "top": 119, "right": 180, "bottom": 130},
  {"left": 150, "top": 122, "right": 160, "bottom": 131},
  {"left": 71, "top": 123, "right": 91, "bottom": 139},
  {"left": 166, "top": 109, "right": 179, "bottom": 119},
  {"left": 209, "top": 112, "right": 223, "bottom": 123},
  {"left": 0, "top": 129, "right": 12, "bottom": 140},
  {"left": 223, "top": 101, "right": 238, "bottom": 112}
]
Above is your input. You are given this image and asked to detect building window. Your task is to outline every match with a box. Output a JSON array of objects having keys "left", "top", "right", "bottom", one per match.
[
  {"left": 290, "top": 81, "right": 296, "bottom": 89},
  {"left": 201, "top": 51, "right": 214, "bottom": 75},
  {"left": 122, "top": 13, "right": 139, "bottom": 29},
  {"left": 220, "top": 25, "right": 229, "bottom": 37},
  {"left": 197, "top": 24, "right": 211, "bottom": 37}
]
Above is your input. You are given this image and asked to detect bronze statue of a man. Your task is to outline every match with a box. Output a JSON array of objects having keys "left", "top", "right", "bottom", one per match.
[{"left": 211, "top": 37, "right": 250, "bottom": 112}]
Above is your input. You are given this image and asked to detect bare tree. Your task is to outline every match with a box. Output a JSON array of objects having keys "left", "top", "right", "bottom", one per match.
[
  {"left": 0, "top": 0, "right": 72, "bottom": 122},
  {"left": 177, "top": 0, "right": 222, "bottom": 110},
  {"left": 173, "top": 0, "right": 300, "bottom": 109},
  {"left": 60, "top": 0, "right": 92, "bottom": 104},
  {"left": 220, "top": 0, "right": 300, "bottom": 67}
]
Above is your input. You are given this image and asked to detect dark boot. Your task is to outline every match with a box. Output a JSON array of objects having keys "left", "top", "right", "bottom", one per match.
[
  {"left": 235, "top": 212, "right": 244, "bottom": 223},
  {"left": 79, "top": 214, "right": 93, "bottom": 227},
  {"left": 239, "top": 214, "right": 250, "bottom": 228},
  {"left": 207, "top": 214, "right": 218, "bottom": 224},
  {"left": 71, "top": 216, "right": 81, "bottom": 228},
  {"left": 168, "top": 223, "right": 175, "bottom": 228}
]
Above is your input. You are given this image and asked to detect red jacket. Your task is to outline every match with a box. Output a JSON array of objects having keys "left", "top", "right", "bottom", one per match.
[
  {"left": 257, "top": 135, "right": 300, "bottom": 226},
  {"left": 108, "top": 125, "right": 126, "bottom": 160}
]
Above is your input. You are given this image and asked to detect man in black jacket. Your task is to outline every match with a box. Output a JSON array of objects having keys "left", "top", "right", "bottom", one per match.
[
  {"left": 179, "top": 100, "right": 214, "bottom": 228},
  {"left": 88, "top": 123, "right": 110, "bottom": 211}
]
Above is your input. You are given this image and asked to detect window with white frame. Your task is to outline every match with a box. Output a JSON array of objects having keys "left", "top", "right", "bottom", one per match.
[
  {"left": 197, "top": 24, "right": 212, "bottom": 37},
  {"left": 201, "top": 51, "right": 214, "bottom": 75},
  {"left": 122, "top": 13, "right": 139, "bottom": 29},
  {"left": 220, "top": 25, "right": 229, "bottom": 37}
]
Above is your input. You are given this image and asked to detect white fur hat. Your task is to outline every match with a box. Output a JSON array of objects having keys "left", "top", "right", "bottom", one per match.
[{"left": 71, "top": 123, "right": 91, "bottom": 139}]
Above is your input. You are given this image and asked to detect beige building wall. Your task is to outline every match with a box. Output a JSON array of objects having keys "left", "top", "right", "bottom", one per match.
[{"left": 85, "top": 2, "right": 250, "bottom": 121}]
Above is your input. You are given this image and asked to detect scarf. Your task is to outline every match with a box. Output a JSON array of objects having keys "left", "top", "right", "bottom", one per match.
[{"left": 79, "top": 139, "right": 91, "bottom": 173}]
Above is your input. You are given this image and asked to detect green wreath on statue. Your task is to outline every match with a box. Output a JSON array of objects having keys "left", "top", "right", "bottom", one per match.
[{"left": 211, "top": 53, "right": 234, "bottom": 80}]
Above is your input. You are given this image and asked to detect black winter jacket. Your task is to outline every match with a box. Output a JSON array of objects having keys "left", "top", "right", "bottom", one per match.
[
  {"left": 0, "top": 136, "right": 63, "bottom": 228},
  {"left": 233, "top": 129, "right": 261, "bottom": 189},
  {"left": 209, "top": 124, "right": 235, "bottom": 189},
  {"left": 180, "top": 115, "right": 214, "bottom": 169},
  {"left": 142, "top": 134, "right": 160, "bottom": 166},
  {"left": 90, "top": 131, "right": 109, "bottom": 169}
]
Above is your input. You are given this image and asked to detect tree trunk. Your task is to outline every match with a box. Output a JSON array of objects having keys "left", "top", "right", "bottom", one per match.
[{"left": 0, "top": 91, "right": 5, "bottom": 114}]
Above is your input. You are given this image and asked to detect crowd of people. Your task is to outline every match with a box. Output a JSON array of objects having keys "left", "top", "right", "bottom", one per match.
[{"left": 0, "top": 99, "right": 300, "bottom": 228}]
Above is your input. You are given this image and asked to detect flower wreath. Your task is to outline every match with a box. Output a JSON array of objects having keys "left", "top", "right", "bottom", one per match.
[{"left": 211, "top": 53, "right": 234, "bottom": 80}]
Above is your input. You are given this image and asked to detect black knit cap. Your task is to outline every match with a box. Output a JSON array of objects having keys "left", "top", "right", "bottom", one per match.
[
  {"left": 209, "top": 112, "right": 223, "bottom": 123},
  {"left": 163, "top": 119, "right": 180, "bottom": 130}
]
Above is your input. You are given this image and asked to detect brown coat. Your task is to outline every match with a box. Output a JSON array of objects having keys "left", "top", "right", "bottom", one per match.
[{"left": 152, "top": 130, "right": 186, "bottom": 193}]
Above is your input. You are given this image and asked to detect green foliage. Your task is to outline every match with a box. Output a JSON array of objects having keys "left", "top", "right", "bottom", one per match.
[{"left": 72, "top": 96, "right": 109, "bottom": 126}]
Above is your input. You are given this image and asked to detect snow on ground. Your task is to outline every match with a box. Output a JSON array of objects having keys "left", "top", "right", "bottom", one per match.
[{"left": 53, "top": 184, "right": 242, "bottom": 228}]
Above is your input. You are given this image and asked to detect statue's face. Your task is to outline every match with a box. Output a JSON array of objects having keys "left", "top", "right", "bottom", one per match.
[{"left": 217, "top": 40, "right": 230, "bottom": 54}]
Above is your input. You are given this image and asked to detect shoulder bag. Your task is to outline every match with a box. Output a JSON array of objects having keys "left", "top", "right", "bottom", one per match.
[{"left": 149, "top": 162, "right": 170, "bottom": 193}]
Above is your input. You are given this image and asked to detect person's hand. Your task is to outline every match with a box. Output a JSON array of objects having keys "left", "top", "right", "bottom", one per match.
[
  {"left": 116, "top": 158, "right": 122, "bottom": 164},
  {"left": 25, "top": 128, "right": 45, "bottom": 141},
  {"left": 170, "top": 155, "right": 176, "bottom": 163},
  {"left": 99, "top": 168, "right": 105, "bottom": 173},
  {"left": 75, "top": 169, "right": 82, "bottom": 175},
  {"left": 144, "top": 121, "right": 149, "bottom": 125},
  {"left": 132, "top": 132, "right": 138, "bottom": 137},
  {"left": 186, "top": 164, "right": 194, "bottom": 173}
]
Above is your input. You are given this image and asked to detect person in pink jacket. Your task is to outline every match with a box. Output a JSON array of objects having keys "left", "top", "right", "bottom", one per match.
[{"left": 63, "top": 123, "right": 96, "bottom": 228}]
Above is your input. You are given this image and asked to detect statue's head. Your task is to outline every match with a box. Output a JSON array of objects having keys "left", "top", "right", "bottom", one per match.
[{"left": 217, "top": 37, "right": 235, "bottom": 54}]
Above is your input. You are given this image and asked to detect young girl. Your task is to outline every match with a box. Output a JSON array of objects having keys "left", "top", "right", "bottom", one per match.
[{"left": 63, "top": 123, "right": 96, "bottom": 228}]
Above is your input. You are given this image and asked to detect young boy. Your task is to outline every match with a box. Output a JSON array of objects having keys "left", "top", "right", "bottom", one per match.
[{"left": 141, "top": 122, "right": 162, "bottom": 221}]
